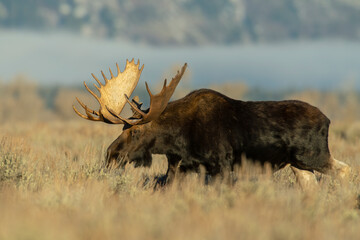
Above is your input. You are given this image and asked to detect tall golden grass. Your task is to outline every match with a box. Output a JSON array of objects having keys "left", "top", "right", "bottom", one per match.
[{"left": 0, "top": 78, "right": 360, "bottom": 239}]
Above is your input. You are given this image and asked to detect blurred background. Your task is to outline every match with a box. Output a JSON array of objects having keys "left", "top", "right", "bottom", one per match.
[{"left": 0, "top": 0, "right": 360, "bottom": 126}]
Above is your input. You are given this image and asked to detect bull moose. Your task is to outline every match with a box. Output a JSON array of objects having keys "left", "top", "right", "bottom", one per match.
[{"left": 73, "top": 59, "right": 350, "bottom": 188}]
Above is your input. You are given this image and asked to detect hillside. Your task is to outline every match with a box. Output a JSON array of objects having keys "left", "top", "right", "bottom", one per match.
[{"left": 1, "top": 0, "right": 360, "bottom": 45}]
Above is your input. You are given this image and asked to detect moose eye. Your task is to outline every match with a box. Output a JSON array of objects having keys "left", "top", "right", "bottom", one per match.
[{"left": 131, "top": 129, "right": 139, "bottom": 137}]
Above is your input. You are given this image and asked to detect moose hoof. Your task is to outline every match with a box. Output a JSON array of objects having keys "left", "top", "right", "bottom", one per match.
[{"left": 153, "top": 174, "right": 169, "bottom": 189}]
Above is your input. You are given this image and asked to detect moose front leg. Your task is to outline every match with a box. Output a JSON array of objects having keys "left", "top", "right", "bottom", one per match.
[
  {"left": 154, "top": 154, "right": 182, "bottom": 188},
  {"left": 164, "top": 154, "right": 182, "bottom": 185}
]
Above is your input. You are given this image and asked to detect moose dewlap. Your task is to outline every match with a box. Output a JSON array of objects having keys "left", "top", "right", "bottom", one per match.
[{"left": 73, "top": 59, "right": 350, "bottom": 188}]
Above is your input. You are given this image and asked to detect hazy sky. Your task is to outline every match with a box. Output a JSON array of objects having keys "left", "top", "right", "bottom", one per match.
[{"left": 1, "top": 31, "right": 360, "bottom": 90}]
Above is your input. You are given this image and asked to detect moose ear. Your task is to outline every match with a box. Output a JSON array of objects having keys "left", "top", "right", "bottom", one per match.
[{"left": 132, "top": 96, "right": 143, "bottom": 107}]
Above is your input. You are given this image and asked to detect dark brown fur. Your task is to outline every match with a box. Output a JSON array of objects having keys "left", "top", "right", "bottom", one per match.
[{"left": 106, "top": 88, "right": 338, "bottom": 184}]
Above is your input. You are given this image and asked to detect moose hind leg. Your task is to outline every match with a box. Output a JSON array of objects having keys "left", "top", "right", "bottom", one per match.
[{"left": 290, "top": 166, "right": 318, "bottom": 191}]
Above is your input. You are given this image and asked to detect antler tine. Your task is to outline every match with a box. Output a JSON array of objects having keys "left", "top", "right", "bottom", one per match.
[
  {"left": 91, "top": 73, "right": 103, "bottom": 86},
  {"left": 84, "top": 108, "right": 97, "bottom": 120},
  {"left": 159, "top": 63, "right": 187, "bottom": 95},
  {"left": 160, "top": 79, "right": 168, "bottom": 94},
  {"left": 83, "top": 81, "right": 101, "bottom": 104},
  {"left": 73, "top": 105, "right": 89, "bottom": 120},
  {"left": 73, "top": 100, "right": 101, "bottom": 121},
  {"left": 145, "top": 82, "right": 153, "bottom": 97},
  {"left": 116, "top": 63, "right": 120, "bottom": 75},
  {"left": 109, "top": 67, "right": 114, "bottom": 78},
  {"left": 171, "top": 65, "right": 187, "bottom": 85},
  {"left": 105, "top": 105, "right": 134, "bottom": 125},
  {"left": 76, "top": 97, "right": 100, "bottom": 116},
  {"left": 93, "top": 83, "right": 100, "bottom": 92},
  {"left": 84, "top": 106, "right": 102, "bottom": 121},
  {"left": 101, "top": 70, "right": 108, "bottom": 83}
]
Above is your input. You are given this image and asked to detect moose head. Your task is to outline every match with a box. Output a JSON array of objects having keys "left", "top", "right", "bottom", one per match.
[{"left": 73, "top": 59, "right": 187, "bottom": 169}]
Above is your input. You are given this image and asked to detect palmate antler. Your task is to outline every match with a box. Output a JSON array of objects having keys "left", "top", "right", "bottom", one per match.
[{"left": 73, "top": 59, "right": 187, "bottom": 126}]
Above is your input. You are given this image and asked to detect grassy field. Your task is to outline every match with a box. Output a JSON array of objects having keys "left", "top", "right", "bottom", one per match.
[{"left": 1, "top": 84, "right": 360, "bottom": 239}]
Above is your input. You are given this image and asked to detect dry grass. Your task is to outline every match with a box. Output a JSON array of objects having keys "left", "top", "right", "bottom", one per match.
[{"left": 1, "top": 81, "right": 360, "bottom": 240}]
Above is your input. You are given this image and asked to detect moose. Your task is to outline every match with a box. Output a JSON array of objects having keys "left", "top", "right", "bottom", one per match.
[{"left": 73, "top": 59, "right": 350, "bottom": 188}]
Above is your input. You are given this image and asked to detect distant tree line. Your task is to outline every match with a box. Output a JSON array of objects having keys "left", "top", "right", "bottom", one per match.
[{"left": 1, "top": 75, "right": 359, "bottom": 124}]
